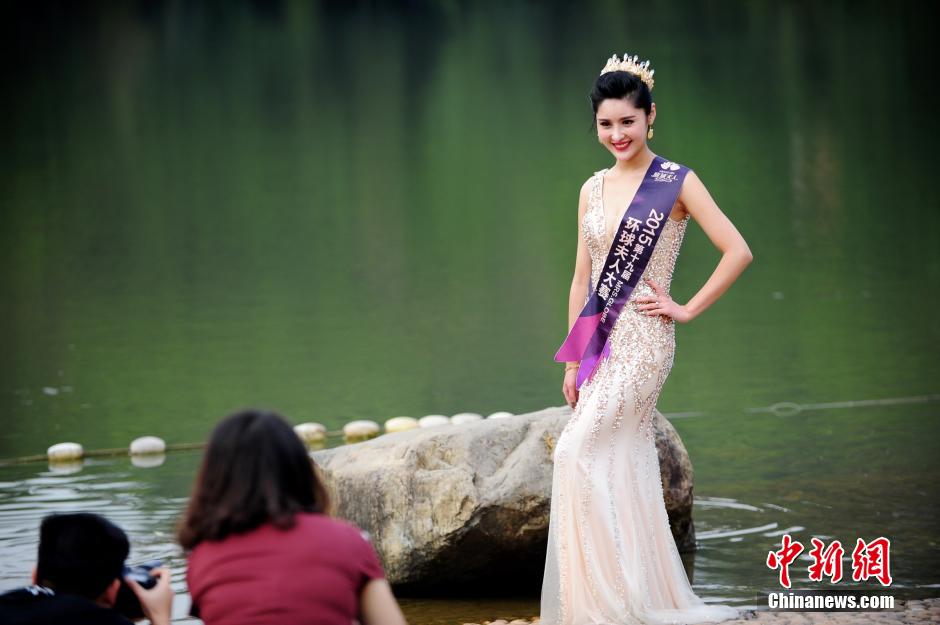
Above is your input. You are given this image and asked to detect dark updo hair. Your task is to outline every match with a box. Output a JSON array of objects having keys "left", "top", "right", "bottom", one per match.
[{"left": 589, "top": 70, "right": 653, "bottom": 126}]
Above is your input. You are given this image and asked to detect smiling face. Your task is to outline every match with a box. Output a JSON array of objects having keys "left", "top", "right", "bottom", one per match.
[{"left": 595, "top": 98, "right": 656, "bottom": 162}]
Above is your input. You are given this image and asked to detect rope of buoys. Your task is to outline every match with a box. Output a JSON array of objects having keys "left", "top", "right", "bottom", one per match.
[
  {"left": 15, "top": 393, "right": 937, "bottom": 466},
  {"left": 0, "top": 410, "right": 518, "bottom": 467},
  {"left": 0, "top": 442, "right": 206, "bottom": 466}
]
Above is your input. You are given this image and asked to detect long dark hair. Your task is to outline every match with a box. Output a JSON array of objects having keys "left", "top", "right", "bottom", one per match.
[{"left": 178, "top": 409, "right": 331, "bottom": 550}]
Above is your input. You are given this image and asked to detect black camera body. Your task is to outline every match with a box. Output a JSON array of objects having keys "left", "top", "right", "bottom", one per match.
[{"left": 114, "top": 560, "right": 162, "bottom": 620}]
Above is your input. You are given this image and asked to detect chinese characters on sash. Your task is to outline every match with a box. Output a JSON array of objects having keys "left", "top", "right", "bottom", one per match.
[
  {"left": 555, "top": 157, "right": 689, "bottom": 390},
  {"left": 766, "top": 534, "right": 892, "bottom": 588},
  {"left": 597, "top": 207, "right": 666, "bottom": 324}
]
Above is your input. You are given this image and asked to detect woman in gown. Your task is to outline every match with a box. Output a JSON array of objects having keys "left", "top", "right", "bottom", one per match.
[{"left": 540, "top": 54, "right": 753, "bottom": 625}]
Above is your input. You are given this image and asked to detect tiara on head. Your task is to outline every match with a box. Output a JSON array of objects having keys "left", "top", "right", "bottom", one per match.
[{"left": 600, "top": 53, "right": 655, "bottom": 91}]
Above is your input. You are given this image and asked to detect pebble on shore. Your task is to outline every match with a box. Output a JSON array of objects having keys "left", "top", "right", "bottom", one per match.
[
  {"left": 459, "top": 598, "right": 940, "bottom": 625},
  {"left": 462, "top": 620, "right": 536, "bottom": 625}
]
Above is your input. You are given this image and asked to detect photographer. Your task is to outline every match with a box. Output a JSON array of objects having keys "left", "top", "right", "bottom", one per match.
[
  {"left": 180, "top": 410, "right": 407, "bottom": 625},
  {"left": 0, "top": 512, "right": 173, "bottom": 625}
]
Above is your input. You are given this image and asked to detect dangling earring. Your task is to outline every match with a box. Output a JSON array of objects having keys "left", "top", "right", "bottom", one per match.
[{"left": 647, "top": 126, "right": 655, "bottom": 140}]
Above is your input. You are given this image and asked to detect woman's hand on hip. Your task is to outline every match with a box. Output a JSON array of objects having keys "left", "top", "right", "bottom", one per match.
[{"left": 635, "top": 277, "right": 693, "bottom": 323}]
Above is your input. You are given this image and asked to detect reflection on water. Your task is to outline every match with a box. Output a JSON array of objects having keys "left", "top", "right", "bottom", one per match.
[{"left": 131, "top": 454, "right": 167, "bottom": 469}]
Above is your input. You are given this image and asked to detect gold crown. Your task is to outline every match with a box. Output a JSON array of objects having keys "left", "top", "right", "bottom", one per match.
[{"left": 600, "top": 53, "right": 655, "bottom": 91}]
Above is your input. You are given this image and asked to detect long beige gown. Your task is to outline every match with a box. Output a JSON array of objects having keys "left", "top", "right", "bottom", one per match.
[{"left": 540, "top": 168, "right": 740, "bottom": 625}]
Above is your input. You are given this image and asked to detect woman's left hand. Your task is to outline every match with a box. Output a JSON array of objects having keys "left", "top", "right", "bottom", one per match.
[{"left": 634, "top": 277, "right": 693, "bottom": 323}]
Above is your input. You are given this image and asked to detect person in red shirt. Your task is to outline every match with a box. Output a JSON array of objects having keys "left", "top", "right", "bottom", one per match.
[{"left": 178, "top": 409, "right": 407, "bottom": 625}]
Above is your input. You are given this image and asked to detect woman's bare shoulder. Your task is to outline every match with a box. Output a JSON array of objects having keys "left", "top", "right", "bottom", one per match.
[
  {"left": 577, "top": 173, "right": 598, "bottom": 215},
  {"left": 579, "top": 169, "right": 604, "bottom": 200},
  {"left": 579, "top": 176, "right": 593, "bottom": 198}
]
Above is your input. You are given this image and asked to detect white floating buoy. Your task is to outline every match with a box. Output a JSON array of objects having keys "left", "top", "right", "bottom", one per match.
[
  {"left": 129, "top": 436, "right": 166, "bottom": 456},
  {"left": 451, "top": 412, "right": 483, "bottom": 425},
  {"left": 294, "top": 422, "right": 327, "bottom": 443},
  {"left": 487, "top": 411, "right": 514, "bottom": 419},
  {"left": 384, "top": 416, "right": 418, "bottom": 433},
  {"left": 131, "top": 454, "right": 166, "bottom": 469},
  {"left": 47, "top": 442, "right": 83, "bottom": 462},
  {"left": 343, "top": 420, "right": 380, "bottom": 441},
  {"left": 418, "top": 415, "right": 451, "bottom": 428}
]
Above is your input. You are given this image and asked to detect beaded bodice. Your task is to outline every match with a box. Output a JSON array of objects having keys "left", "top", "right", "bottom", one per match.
[{"left": 580, "top": 167, "right": 690, "bottom": 360}]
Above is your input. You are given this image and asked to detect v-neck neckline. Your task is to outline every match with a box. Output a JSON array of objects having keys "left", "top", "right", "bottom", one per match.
[{"left": 599, "top": 157, "right": 657, "bottom": 245}]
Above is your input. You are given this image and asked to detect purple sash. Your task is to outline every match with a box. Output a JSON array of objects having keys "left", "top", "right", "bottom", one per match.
[{"left": 556, "top": 156, "right": 689, "bottom": 389}]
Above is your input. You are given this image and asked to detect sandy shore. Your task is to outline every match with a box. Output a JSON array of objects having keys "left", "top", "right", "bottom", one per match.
[{"left": 460, "top": 597, "right": 940, "bottom": 624}]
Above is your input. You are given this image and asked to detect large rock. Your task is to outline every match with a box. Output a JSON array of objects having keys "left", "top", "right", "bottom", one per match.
[{"left": 312, "top": 406, "right": 696, "bottom": 594}]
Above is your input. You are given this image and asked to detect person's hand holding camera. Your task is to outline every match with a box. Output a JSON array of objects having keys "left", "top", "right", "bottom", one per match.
[{"left": 124, "top": 567, "right": 173, "bottom": 625}]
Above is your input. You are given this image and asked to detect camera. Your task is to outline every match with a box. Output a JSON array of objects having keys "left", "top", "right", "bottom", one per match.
[{"left": 114, "top": 560, "right": 162, "bottom": 619}]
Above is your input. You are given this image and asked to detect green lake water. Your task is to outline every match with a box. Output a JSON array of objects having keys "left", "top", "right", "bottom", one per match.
[{"left": 1, "top": 1, "right": 938, "bottom": 623}]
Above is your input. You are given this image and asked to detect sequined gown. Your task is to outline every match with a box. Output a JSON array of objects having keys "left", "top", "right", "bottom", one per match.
[{"left": 540, "top": 168, "right": 739, "bottom": 625}]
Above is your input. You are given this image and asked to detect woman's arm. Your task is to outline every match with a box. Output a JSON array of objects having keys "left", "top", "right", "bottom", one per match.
[
  {"left": 562, "top": 179, "right": 594, "bottom": 407},
  {"left": 568, "top": 178, "right": 594, "bottom": 330},
  {"left": 637, "top": 170, "right": 753, "bottom": 322},
  {"left": 360, "top": 578, "right": 408, "bottom": 625}
]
